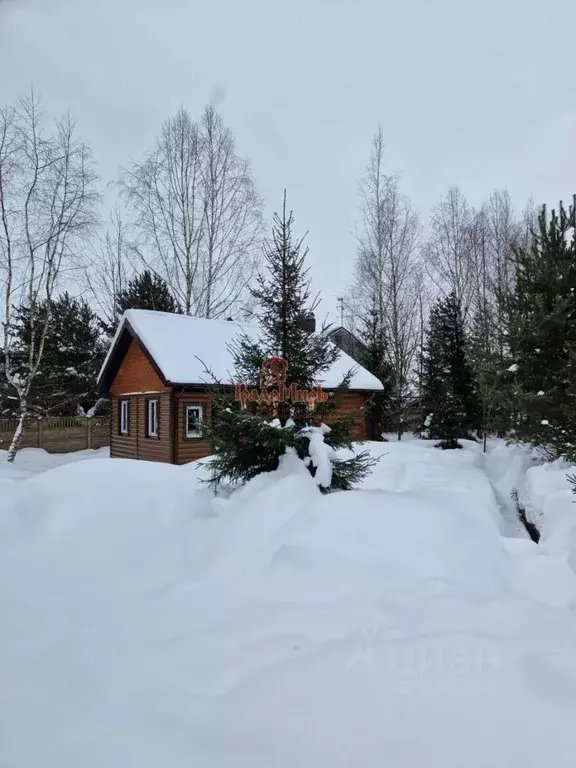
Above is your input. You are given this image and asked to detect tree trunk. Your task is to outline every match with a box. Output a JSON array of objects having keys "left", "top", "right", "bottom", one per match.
[{"left": 6, "top": 407, "right": 26, "bottom": 463}]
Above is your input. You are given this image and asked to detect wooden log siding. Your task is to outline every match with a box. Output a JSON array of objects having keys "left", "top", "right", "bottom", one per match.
[
  {"left": 332, "top": 392, "right": 368, "bottom": 439},
  {"left": 110, "top": 392, "right": 172, "bottom": 462},
  {"left": 174, "top": 392, "right": 212, "bottom": 465},
  {"left": 108, "top": 337, "right": 172, "bottom": 462},
  {"left": 110, "top": 396, "right": 138, "bottom": 459},
  {"left": 137, "top": 392, "right": 172, "bottom": 463},
  {"left": 109, "top": 338, "right": 169, "bottom": 397}
]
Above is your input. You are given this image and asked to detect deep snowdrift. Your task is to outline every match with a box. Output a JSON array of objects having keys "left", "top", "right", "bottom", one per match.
[{"left": 2, "top": 441, "right": 576, "bottom": 767}]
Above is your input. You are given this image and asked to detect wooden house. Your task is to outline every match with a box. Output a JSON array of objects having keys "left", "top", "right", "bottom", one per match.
[{"left": 98, "top": 310, "right": 384, "bottom": 465}]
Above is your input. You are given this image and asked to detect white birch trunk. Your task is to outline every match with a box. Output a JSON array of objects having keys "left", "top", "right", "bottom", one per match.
[{"left": 5, "top": 406, "right": 26, "bottom": 464}]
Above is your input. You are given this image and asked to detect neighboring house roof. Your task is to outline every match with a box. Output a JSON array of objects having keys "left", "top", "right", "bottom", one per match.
[
  {"left": 328, "top": 326, "right": 363, "bottom": 342},
  {"left": 98, "top": 310, "right": 384, "bottom": 392},
  {"left": 328, "top": 326, "right": 366, "bottom": 346},
  {"left": 328, "top": 326, "right": 367, "bottom": 364}
]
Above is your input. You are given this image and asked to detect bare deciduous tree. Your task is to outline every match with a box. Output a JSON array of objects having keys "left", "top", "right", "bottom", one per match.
[
  {"left": 119, "top": 105, "right": 263, "bottom": 318},
  {"left": 467, "top": 190, "right": 523, "bottom": 353},
  {"left": 0, "top": 91, "right": 99, "bottom": 462},
  {"left": 469, "top": 204, "right": 492, "bottom": 349},
  {"left": 85, "top": 206, "right": 130, "bottom": 335},
  {"left": 350, "top": 127, "right": 421, "bottom": 436},
  {"left": 424, "top": 186, "right": 475, "bottom": 317},
  {"left": 486, "top": 190, "right": 517, "bottom": 299},
  {"left": 465, "top": 190, "right": 527, "bottom": 442}
]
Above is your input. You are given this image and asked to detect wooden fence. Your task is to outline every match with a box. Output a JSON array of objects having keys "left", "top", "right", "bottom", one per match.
[{"left": 0, "top": 417, "right": 110, "bottom": 453}]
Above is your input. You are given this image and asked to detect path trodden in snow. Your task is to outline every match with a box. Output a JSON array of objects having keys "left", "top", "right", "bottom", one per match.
[{"left": 1, "top": 440, "right": 576, "bottom": 767}]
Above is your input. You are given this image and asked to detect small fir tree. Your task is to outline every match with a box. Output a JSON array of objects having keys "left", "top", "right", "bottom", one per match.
[
  {"left": 206, "top": 383, "right": 375, "bottom": 492},
  {"left": 207, "top": 194, "right": 377, "bottom": 491},
  {"left": 420, "top": 292, "right": 480, "bottom": 448},
  {"left": 505, "top": 198, "right": 576, "bottom": 459},
  {"left": 115, "top": 270, "right": 181, "bottom": 319}
]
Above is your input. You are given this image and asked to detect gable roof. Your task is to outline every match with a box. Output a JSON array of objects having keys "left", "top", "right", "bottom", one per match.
[
  {"left": 328, "top": 326, "right": 367, "bottom": 355},
  {"left": 98, "top": 310, "right": 383, "bottom": 392},
  {"left": 328, "top": 326, "right": 363, "bottom": 342}
]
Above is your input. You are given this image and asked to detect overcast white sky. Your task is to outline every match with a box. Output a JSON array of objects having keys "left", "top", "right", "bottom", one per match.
[{"left": 2, "top": 0, "right": 576, "bottom": 322}]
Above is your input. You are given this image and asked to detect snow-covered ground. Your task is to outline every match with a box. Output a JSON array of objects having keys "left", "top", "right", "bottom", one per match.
[
  {"left": 0, "top": 446, "right": 110, "bottom": 481},
  {"left": 2, "top": 440, "right": 576, "bottom": 767},
  {"left": 485, "top": 440, "right": 576, "bottom": 576}
]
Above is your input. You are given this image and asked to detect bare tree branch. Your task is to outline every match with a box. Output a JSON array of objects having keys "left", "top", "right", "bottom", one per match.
[
  {"left": 85, "top": 206, "right": 130, "bottom": 333},
  {"left": 423, "top": 186, "right": 476, "bottom": 318},
  {"left": 118, "top": 105, "right": 263, "bottom": 318}
]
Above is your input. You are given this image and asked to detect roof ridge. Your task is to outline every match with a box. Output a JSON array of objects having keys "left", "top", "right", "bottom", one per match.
[{"left": 124, "top": 309, "right": 260, "bottom": 330}]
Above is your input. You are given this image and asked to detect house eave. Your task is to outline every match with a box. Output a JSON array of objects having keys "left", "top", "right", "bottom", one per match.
[{"left": 97, "top": 318, "right": 169, "bottom": 395}]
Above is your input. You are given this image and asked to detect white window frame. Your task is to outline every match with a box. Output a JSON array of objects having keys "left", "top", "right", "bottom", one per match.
[
  {"left": 185, "top": 404, "right": 203, "bottom": 439},
  {"left": 147, "top": 399, "right": 159, "bottom": 438},
  {"left": 120, "top": 399, "right": 129, "bottom": 435}
]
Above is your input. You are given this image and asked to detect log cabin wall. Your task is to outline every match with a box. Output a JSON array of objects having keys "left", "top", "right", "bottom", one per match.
[
  {"left": 110, "top": 395, "right": 138, "bottom": 459},
  {"left": 109, "top": 339, "right": 169, "bottom": 396},
  {"left": 110, "top": 392, "right": 172, "bottom": 462},
  {"left": 174, "top": 391, "right": 213, "bottom": 464},
  {"left": 109, "top": 338, "right": 172, "bottom": 462},
  {"left": 332, "top": 392, "right": 369, "bottom": 439}
]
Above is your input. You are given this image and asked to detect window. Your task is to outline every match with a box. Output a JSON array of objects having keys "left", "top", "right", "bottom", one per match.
[
  {"left": 119, "top": 400, "right": 129, "bottom": 435},
  {"left": 185, "top": 404, "right": 203, "bottom": 439},
  {"left": 147, "top": 399, "right": 159, "bottom": 438}
]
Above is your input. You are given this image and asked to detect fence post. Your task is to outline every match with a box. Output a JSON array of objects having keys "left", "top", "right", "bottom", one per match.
[
  {"left": 38, "top": 419, "right": 43, "bottom": 450},
  {"left": 87, "top": 418, "right": 92, "bottom": 450}
]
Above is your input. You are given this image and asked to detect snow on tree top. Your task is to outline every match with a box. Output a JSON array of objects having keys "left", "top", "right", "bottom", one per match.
[{"left": 99, "top": 310, "right": 384, "bottom": 391}]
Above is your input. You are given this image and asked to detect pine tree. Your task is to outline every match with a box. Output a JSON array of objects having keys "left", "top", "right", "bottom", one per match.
[
  {"left": 505, "top": 198, "right": 576, "bottom": 459},
  {"left": 420, "top": 292, "right": 480, "bottom": 448},
  {"left": 9, "top": 293, "right": 106, "bottom": 416},
  {"left": 116, "top": 270, "right": 181, "bottom": 319},
  {"left": 207, "top": 194, "right": 377, "bottom": 491}
]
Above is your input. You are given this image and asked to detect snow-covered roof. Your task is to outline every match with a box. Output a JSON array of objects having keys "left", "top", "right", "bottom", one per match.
[{"left": 99, "top": 310, "right": 383, "bottom": 391}]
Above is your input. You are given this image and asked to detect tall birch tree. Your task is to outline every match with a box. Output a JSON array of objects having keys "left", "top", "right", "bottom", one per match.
[
  {"left": 119, "top": 105, "right": 263, "bottom": 318},
  {"left": 0, "top": 91, "right": 99, "bottom": 461},
  {"left": 350, "top": 126, "right": 421, "bottom": 436}
]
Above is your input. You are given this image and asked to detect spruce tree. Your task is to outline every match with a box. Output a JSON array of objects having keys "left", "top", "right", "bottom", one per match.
[
  {"left": 505, "top": 198, "right": 576, "bottom": 459},
  {"left": 468, "top": 308, "right": 511, "bottom": 449},
  {"left": 9, "top": 293, "right": 106, "bottom": 415},
  {"left": 207, "top": 194, "right": 377, "bottom": 492},
  {"left": 116, "top": 270, "right": 181, "bottom": 318},
  {"left": 357, "top": 297, "right": 394, "bottom": 439},
  {"left": 233, "top": 194, "right": 339, "bottom": 387},
  {"left": 0, "top": 351, "right": 13, "bottom": 417},
  {"left": 420, "top": 292, "right": 480, "bottom": 448}
]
